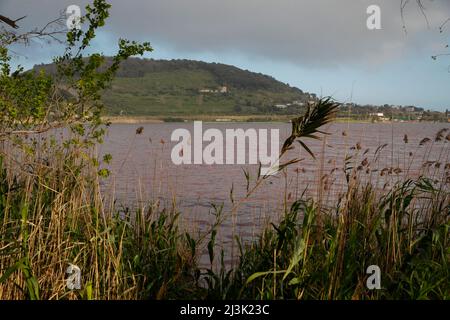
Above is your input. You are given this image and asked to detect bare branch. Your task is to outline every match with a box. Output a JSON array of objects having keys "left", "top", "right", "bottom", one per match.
[
  {"left": 400, "top": 0, "right": 410, "bottom": 35},
  {"left": 416, "top": 0, "right": 430, "bottom": 28},
  {"left": 0, "top": 14, "right": 67, "bottom": 47},
  {"left": 400, "top": 0, "right": 431, "bottom": 34},
  {"left": 439, "top": 18, "right": 450, "bottom": 33},
  {"left": 0, "top": 14, "right": 26, "bottom": 29}
]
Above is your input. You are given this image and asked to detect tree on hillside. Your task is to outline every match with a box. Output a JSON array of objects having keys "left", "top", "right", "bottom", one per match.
[{"left": 0, "top": 14, "right": 26, "bottom": 29}]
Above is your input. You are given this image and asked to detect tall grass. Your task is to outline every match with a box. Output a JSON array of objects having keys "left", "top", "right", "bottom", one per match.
[
  {"left": 215, "top": 177, "right": 449, "bottom": 299},
  {"left": 0, "top": 141, "right": 199, "bottom": 299}
]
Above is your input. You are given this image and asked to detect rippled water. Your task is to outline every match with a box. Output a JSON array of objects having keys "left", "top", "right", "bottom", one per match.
[{"left": 98, "top": 121, "right": 449, "bottom": 258}]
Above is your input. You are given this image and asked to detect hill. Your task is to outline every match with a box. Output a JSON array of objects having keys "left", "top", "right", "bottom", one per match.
[{"left": 33, "top": 58, "right": 316, "bottom": 117}]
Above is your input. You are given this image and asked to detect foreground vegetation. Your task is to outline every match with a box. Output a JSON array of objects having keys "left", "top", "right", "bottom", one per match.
[{"left": 0, "top": 149, "right": 449, "bottom": 299}]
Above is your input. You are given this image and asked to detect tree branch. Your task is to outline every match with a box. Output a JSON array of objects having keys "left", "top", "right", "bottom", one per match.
[{"left": 0, "top": 14, "right": 26, "bottom": 29}]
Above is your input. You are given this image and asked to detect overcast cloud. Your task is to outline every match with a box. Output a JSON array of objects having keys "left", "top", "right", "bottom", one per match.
[{"left": 1, "top": 0, "right": 449, "bottom": 67}]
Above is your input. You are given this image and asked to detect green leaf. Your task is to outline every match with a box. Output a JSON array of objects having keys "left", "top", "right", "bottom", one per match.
[
  {"left": 208, "top": 229, "right": 217, "bottom": 266},
  {"left": 283, "top": 239, "right": 305, "bottom": 281},
  {"left": 85, "top": 282, "right": 93, "bottom": 300},
  {"left": 246, "top": 270, "right": 287, "bottom": 285}
]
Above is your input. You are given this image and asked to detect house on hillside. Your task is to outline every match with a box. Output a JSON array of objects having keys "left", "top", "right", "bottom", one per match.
[
  {"left": 199, "top": 86, "right": 228, "bottom": 94},
  {"left": 369, "top": 112, "right": 389, "bottom": 122},
  {"left": 292, "top": 100, "right": 305, "bottom": 106}
]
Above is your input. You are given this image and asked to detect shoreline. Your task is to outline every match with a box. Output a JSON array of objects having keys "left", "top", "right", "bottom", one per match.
[{"left": 102, "top": 115, "right": 431, "bottom": 124}]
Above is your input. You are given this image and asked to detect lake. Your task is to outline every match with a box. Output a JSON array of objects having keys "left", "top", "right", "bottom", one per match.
[{"left": 98, "top": 121, "right": 449, "bottom": 262}]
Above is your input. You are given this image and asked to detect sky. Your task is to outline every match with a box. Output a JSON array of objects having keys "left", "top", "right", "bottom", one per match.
[{"left": 1, "top": 0, "right": 449, "bottom": 111}]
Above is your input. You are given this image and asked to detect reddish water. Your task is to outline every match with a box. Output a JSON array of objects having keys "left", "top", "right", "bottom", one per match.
[{"left": 98, "top": 122, "right": 449, "bottom": 260}]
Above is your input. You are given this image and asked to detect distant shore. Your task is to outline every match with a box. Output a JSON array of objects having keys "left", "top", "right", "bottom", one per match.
[
  {"left": 102, "top": 115, "right": 434, "bottom": 124},
  {"left": 103, "top": 115, "right": 294, "bottom": 123}
]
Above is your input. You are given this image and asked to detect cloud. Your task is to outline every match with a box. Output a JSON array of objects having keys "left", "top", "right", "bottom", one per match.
[{"left": 1, "top": 0, "right": 449, "bottom": 68}]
